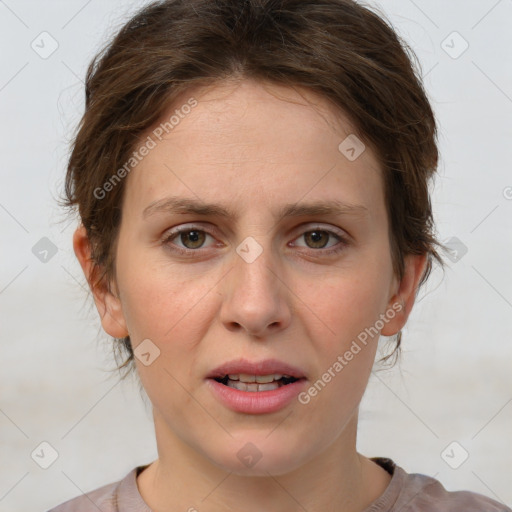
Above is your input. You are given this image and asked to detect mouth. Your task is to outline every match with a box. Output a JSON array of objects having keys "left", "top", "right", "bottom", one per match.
[
  {"left": 213, "top": 374, "right": 301, "bottom": 392},
  {"left": 206, "top": 358, "right": 307, "bottom": 413}
]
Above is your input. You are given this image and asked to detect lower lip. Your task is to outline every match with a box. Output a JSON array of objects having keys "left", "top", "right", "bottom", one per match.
[{"left": 207, "top": 378, "right": 307, "bottom": 414}]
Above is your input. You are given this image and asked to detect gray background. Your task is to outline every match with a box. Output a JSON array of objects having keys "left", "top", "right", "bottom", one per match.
[{"left": 0, "top": 0, "right": 511, "bottom": 510}]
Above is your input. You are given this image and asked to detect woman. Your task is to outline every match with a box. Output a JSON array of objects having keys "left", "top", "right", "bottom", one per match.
[{"left": 49, "top": 0, "right": 511, "bottom": 510}]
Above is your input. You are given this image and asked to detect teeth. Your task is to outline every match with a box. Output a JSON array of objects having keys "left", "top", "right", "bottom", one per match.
[
  {"left": 228, "top": 373, "right": 284, "bottom": 383},
  {"left": 256, "top": 382, "right": 280, "bottom": 391},
  {"left": 238, "top": 373, "right": 256, "bottom": 383},
  {"left": 226, "top": 380, "right": 282, "bottom": 392},
  {"left": 256, "top": 374, "right": 281, "bottom": 383}
]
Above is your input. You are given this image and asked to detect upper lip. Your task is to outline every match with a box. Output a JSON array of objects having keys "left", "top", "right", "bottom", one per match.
[{"left": 207, "top": 358, "right": 307, "bottom": 380}]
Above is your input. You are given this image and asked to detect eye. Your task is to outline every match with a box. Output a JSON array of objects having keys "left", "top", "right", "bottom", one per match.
[
  {"left": 161, "top": 224, "right": 349, "bottom": 256},
  {"left": 291, "top": 226, "right": 349, "bottom": 255},
  {"left": 162, "top": 226, "right": 216, "bottom": 253}
]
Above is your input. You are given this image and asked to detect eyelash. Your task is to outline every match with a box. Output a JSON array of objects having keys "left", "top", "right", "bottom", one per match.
[{"left": 161, "top": 224, "right": 350, "bottom": 257}]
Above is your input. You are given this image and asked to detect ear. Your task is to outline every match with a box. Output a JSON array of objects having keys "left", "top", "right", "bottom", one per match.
[
  {"left": 73, "top": 225, "right": 129, "bottom": 338},
  {"left": 380, "top": 253, "right": 428, "bottom": 337}
]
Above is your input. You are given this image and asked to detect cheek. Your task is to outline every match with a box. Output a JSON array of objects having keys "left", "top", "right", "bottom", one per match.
[
  {"left": 120, "top": 272, "right": 211, "bottom": 339},
  {"left": 115, "top": 246, "right": 222, "bottom": 357},
  {"left": 300, "top": 267, "right": 391, "bottom": 347},
  {"left": 297, "top": 276, "right": 383, "bottom": 425}
]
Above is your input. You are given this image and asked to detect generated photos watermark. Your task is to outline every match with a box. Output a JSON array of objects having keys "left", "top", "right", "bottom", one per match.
[{"left": 298, "top": 301, "right": 403, "bottom": 405}]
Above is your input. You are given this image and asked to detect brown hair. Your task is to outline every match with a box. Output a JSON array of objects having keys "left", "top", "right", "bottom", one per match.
[{"left": 64, "top": 0, "right": 446, "bottom": 377}]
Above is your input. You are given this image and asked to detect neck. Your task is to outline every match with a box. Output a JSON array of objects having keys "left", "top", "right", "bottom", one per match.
[{"left": 137, "top": 409, "right": 392, "bottom": 512}]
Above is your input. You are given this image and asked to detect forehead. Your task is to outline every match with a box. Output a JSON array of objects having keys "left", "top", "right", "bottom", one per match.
[
  {"left": 163, "top": 78, "right": 351, "bottom": 122},
  {"left": 149, "top": 78, "right": 362, "bottom": 153},
  {"left": 124, "top": 78, "right": 384, "bottom": 219}
]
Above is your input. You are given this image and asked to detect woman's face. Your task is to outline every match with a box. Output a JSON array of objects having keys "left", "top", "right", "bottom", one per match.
[{"left": 86, "top": 79, "right": 419, "bottom": 476}]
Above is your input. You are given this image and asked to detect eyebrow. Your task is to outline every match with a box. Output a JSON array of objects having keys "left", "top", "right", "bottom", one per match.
[{"left": 142, "top": 196, "right": 368, "bottom": 221}]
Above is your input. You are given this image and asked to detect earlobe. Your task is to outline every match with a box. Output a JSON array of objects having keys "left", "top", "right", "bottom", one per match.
[
  {"left": 380, "top": 253, "right": 428, "bottom": 337},
  {"left": 72, "top": 226, "right": 129, "bottom": 338}
]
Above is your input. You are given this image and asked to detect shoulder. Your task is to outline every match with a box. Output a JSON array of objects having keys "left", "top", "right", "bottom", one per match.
[
  {"left": 377, "top": 458, "right": 511, "bottom": 512},
  {"left": 46, "top": 469, "right": 132, "bottom": 512}
]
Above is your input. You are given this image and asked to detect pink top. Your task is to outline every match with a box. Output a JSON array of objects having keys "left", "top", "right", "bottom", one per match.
[{"left": 47, "top": 457, "right": 511, "bottom": 511}]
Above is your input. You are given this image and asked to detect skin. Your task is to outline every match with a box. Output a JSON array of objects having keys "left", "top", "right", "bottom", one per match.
[{"left": 74, "top": 78, "right": 427, "bottom": 511}]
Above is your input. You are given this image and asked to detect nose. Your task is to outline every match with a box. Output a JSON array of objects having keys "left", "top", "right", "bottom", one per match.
[{"left": 218, "top": 242, "right": 292, "bottom": 338}]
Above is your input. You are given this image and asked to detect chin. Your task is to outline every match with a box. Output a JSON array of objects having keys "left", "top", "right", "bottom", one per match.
[{"left": 205, "top": 434, "right": 310, "bottom": 477}]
